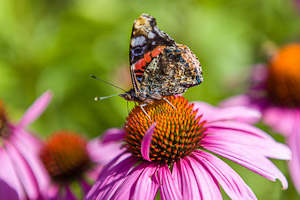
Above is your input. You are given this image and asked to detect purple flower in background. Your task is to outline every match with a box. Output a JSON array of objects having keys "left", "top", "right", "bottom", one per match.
[
  {"left": 296, "top": 0, "right": 300, "bottom": 10},
  {"left": 39, "top": 129, "right": 123, "bottom": 200},
  {"left": 0, "top": 91, "right": 52, "bottom": 200},
  {"left": 221, "top": 43, "right": 300, "bottom": 194},
  {"left": 85, "top": 96, "right": 290, "bottom": 200}
]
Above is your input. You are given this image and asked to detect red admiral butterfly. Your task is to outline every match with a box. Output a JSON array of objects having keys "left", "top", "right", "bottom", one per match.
[{"left": 119, "top": 13, "right": 203, "bottom": 104}]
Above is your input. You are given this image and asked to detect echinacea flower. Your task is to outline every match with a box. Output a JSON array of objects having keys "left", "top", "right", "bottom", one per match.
[
  {"left": 40, "top": 130, "right": 123, "bottom": 200},
  {"left": 221, "top": 43, "right": 300, "bottom": 194},
  {"left": 85, "top": 96, "right": 290, "bottom": 200},
  {"left": 0, "top": 91, "right": 52, "bottom": 200}
]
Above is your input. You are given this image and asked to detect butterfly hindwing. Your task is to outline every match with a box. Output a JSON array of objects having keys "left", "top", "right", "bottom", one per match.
[{"left": 140, "top": 44, "right": 203, "bottom": 98}]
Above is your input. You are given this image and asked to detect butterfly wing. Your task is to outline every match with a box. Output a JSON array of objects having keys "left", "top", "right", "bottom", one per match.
[
  {"left": 128, "top": 13, "right": 203, "bottom": 101},
  {"left": 129, "top": 13, "right": 175, "bottom": 93},
  {"left": 150, "top": 44, "right": 203, "bottom": 96}
]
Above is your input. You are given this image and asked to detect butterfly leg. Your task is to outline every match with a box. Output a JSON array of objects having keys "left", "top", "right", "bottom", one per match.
[
  {"left": 140, "top": 104, "right": 152, "bottom": 121},
  {"left": 163, "top": 98, "right": 177, "bottom": 111}
]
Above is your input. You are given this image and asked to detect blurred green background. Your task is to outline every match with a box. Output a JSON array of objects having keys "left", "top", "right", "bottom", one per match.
[{"left": 0, "top": 0, "right": 300, "bottom": 199}]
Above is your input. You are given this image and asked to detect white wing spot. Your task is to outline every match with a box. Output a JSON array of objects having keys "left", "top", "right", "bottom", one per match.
[
  {"left": 131, "top": 36, "right": 146, "bottom": 47},
  {"left": 148, "top": 32, "right": 156, "bottom": 39}
]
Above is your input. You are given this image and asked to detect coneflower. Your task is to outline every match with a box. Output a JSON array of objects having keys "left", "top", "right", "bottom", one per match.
[
  {"left": 86, "top": 96, "right": 290, "bottom": 200},
  {"left": 40, "top": 130, "right": 123, "bottom": 200},
  {"left": 222, "top": 43, "right": 300, "bottom": 195},
  {"left": 0, "top": 91, "right": 52, "bottom": 200}
]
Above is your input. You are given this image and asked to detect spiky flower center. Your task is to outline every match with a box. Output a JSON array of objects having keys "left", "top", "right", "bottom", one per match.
[
  {"left": 40, "top": 131, "right": 91, "bottom": 183},
  {"left": 266, "top": 44, "right": 300, "bottom": 107},
  {"left": 123, "top": 96, "right": 206, "bottom": 165},
  {"left": 0, "top": 100, "right": 10, "bottom": 140}
]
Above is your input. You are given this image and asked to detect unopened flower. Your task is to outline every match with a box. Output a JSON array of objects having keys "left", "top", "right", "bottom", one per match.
[
  {"left": 86, "top": 96, "right": 290, "bottom": 200},
  {"left": 0, "top": 91, "right": 52, "bottom": 200},
  {"left": 40, "top": 130, "right": 123, "bottom": 200},
  {"left": 221, "top": 43, "right": 300, "bottom": 194}
]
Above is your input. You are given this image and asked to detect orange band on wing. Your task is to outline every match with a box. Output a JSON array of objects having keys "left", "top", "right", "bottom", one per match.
[
  {"left": 134, "top": 58, "right": 146, "bottom": 72},
  {"left": 134, "top": 46, "right": 166, "bottom": 72},
  {"left": 151, "top": 46, "right": 166, "bottom": 57},
  {"left": 135, "top": 72, "right": 144, "bottom": 76},
  {"left": 144, "top": 52, "right": 151, "bottom": 63}
]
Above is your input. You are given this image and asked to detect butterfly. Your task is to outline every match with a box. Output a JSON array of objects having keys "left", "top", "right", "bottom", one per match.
[{"left": 119, "top": 13, "right": 203, "bottom": 104}]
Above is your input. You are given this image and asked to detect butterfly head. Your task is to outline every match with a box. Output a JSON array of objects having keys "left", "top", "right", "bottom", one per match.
[{"left": 119, "top": 89, "right": 140, "bottom": 102}]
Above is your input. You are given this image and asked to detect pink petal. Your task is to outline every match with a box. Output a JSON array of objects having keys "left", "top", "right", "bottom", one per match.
[
  {"left": 132, "top": 163, "right": 159, "bottom": 200},
  {"left": 176, "top": 159, "right": 201, "bottom": 199},
  {"left": 193, "top": 102, "right": 261, "bottom": 124},
  {"left": 87, "top": 137, "right": 123, "bottom": 166},
  {"left": 201, "top": 135, "right": 289, "bottom": 189},
  {"left": 220, "top": 95, "right": 252, "bottom": 108},
  {"left": 5, "top": 142, "right": 40, "bottom": 199},
  {"left": 192, "top": 151, "right": 257, "bottom": 200},
  {"left": 101, "top": 128, "right": 125, "bottom": 144},
  {"left": 11, "top": 129, "right": 50, "bottom": 192},
  {"left": 85, "top": 154, "right": 136, "bottom": 200},
  {"left": 171, "top": 162, "right": 182, "bottom": 193},
  {"left": 206, "top": 121, "right": 273, "bottom": 140},
  {"left": 141, "top": 123, "right": 156, "bottom": 162},
  {"left": 287, "top": 126, "right": 300, "bottom": 194},
  {"left": 17, "top": 91, "right": 52, "bottom": 128},
  {"left": 110, "top": 164, "right": 145, "bottom": 200},
  {"left": 263, "top": 107, "right": 300, "bottom": 136},
  {"left": 111, "top": 162, "right": 159, "bottom": 200},
  {"left": 158, "top": 164, "right": 182, "bottom": 200},
  {"left": 192, "top": 102, "right": 217, "bottom": 122},
  {"left": 43, "top": 184, "right": 59, "bottom": 200},
  {"left": 251, "top": 64, "right": 268, "bottom": 82},
  {"left": 0, "top": 148, "right": 24, "bottom": 200},
  {"left": 207, "top": 106, "right": 261, "bottom": 124},
  {"left": 204, "top": 129, "right": 290, "bottom": 160},
  {"left": 186, "top": 156, "right": 222, "bottom": 200},
  {"left": 204, "top": 122, "right": 291, "bottom": 160}
]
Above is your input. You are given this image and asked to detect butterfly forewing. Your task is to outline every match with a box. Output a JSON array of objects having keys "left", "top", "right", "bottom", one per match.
[
  {"left": 129, "top": 14, "right": 176, "bottom": 92},
  {"left": 121, "top": 13, "right": 203, "bottom": 103},
  {"left": 129, "top": 14, "right": 175, "bottom": 66}
]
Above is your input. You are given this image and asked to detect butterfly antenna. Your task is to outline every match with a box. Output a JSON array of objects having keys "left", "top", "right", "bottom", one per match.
[
  {"left": 90, "top": 74, "right": 126, "bottom": 92},
  {"left": 94, "top": 93, "right": 127, "bottom": 101}
]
